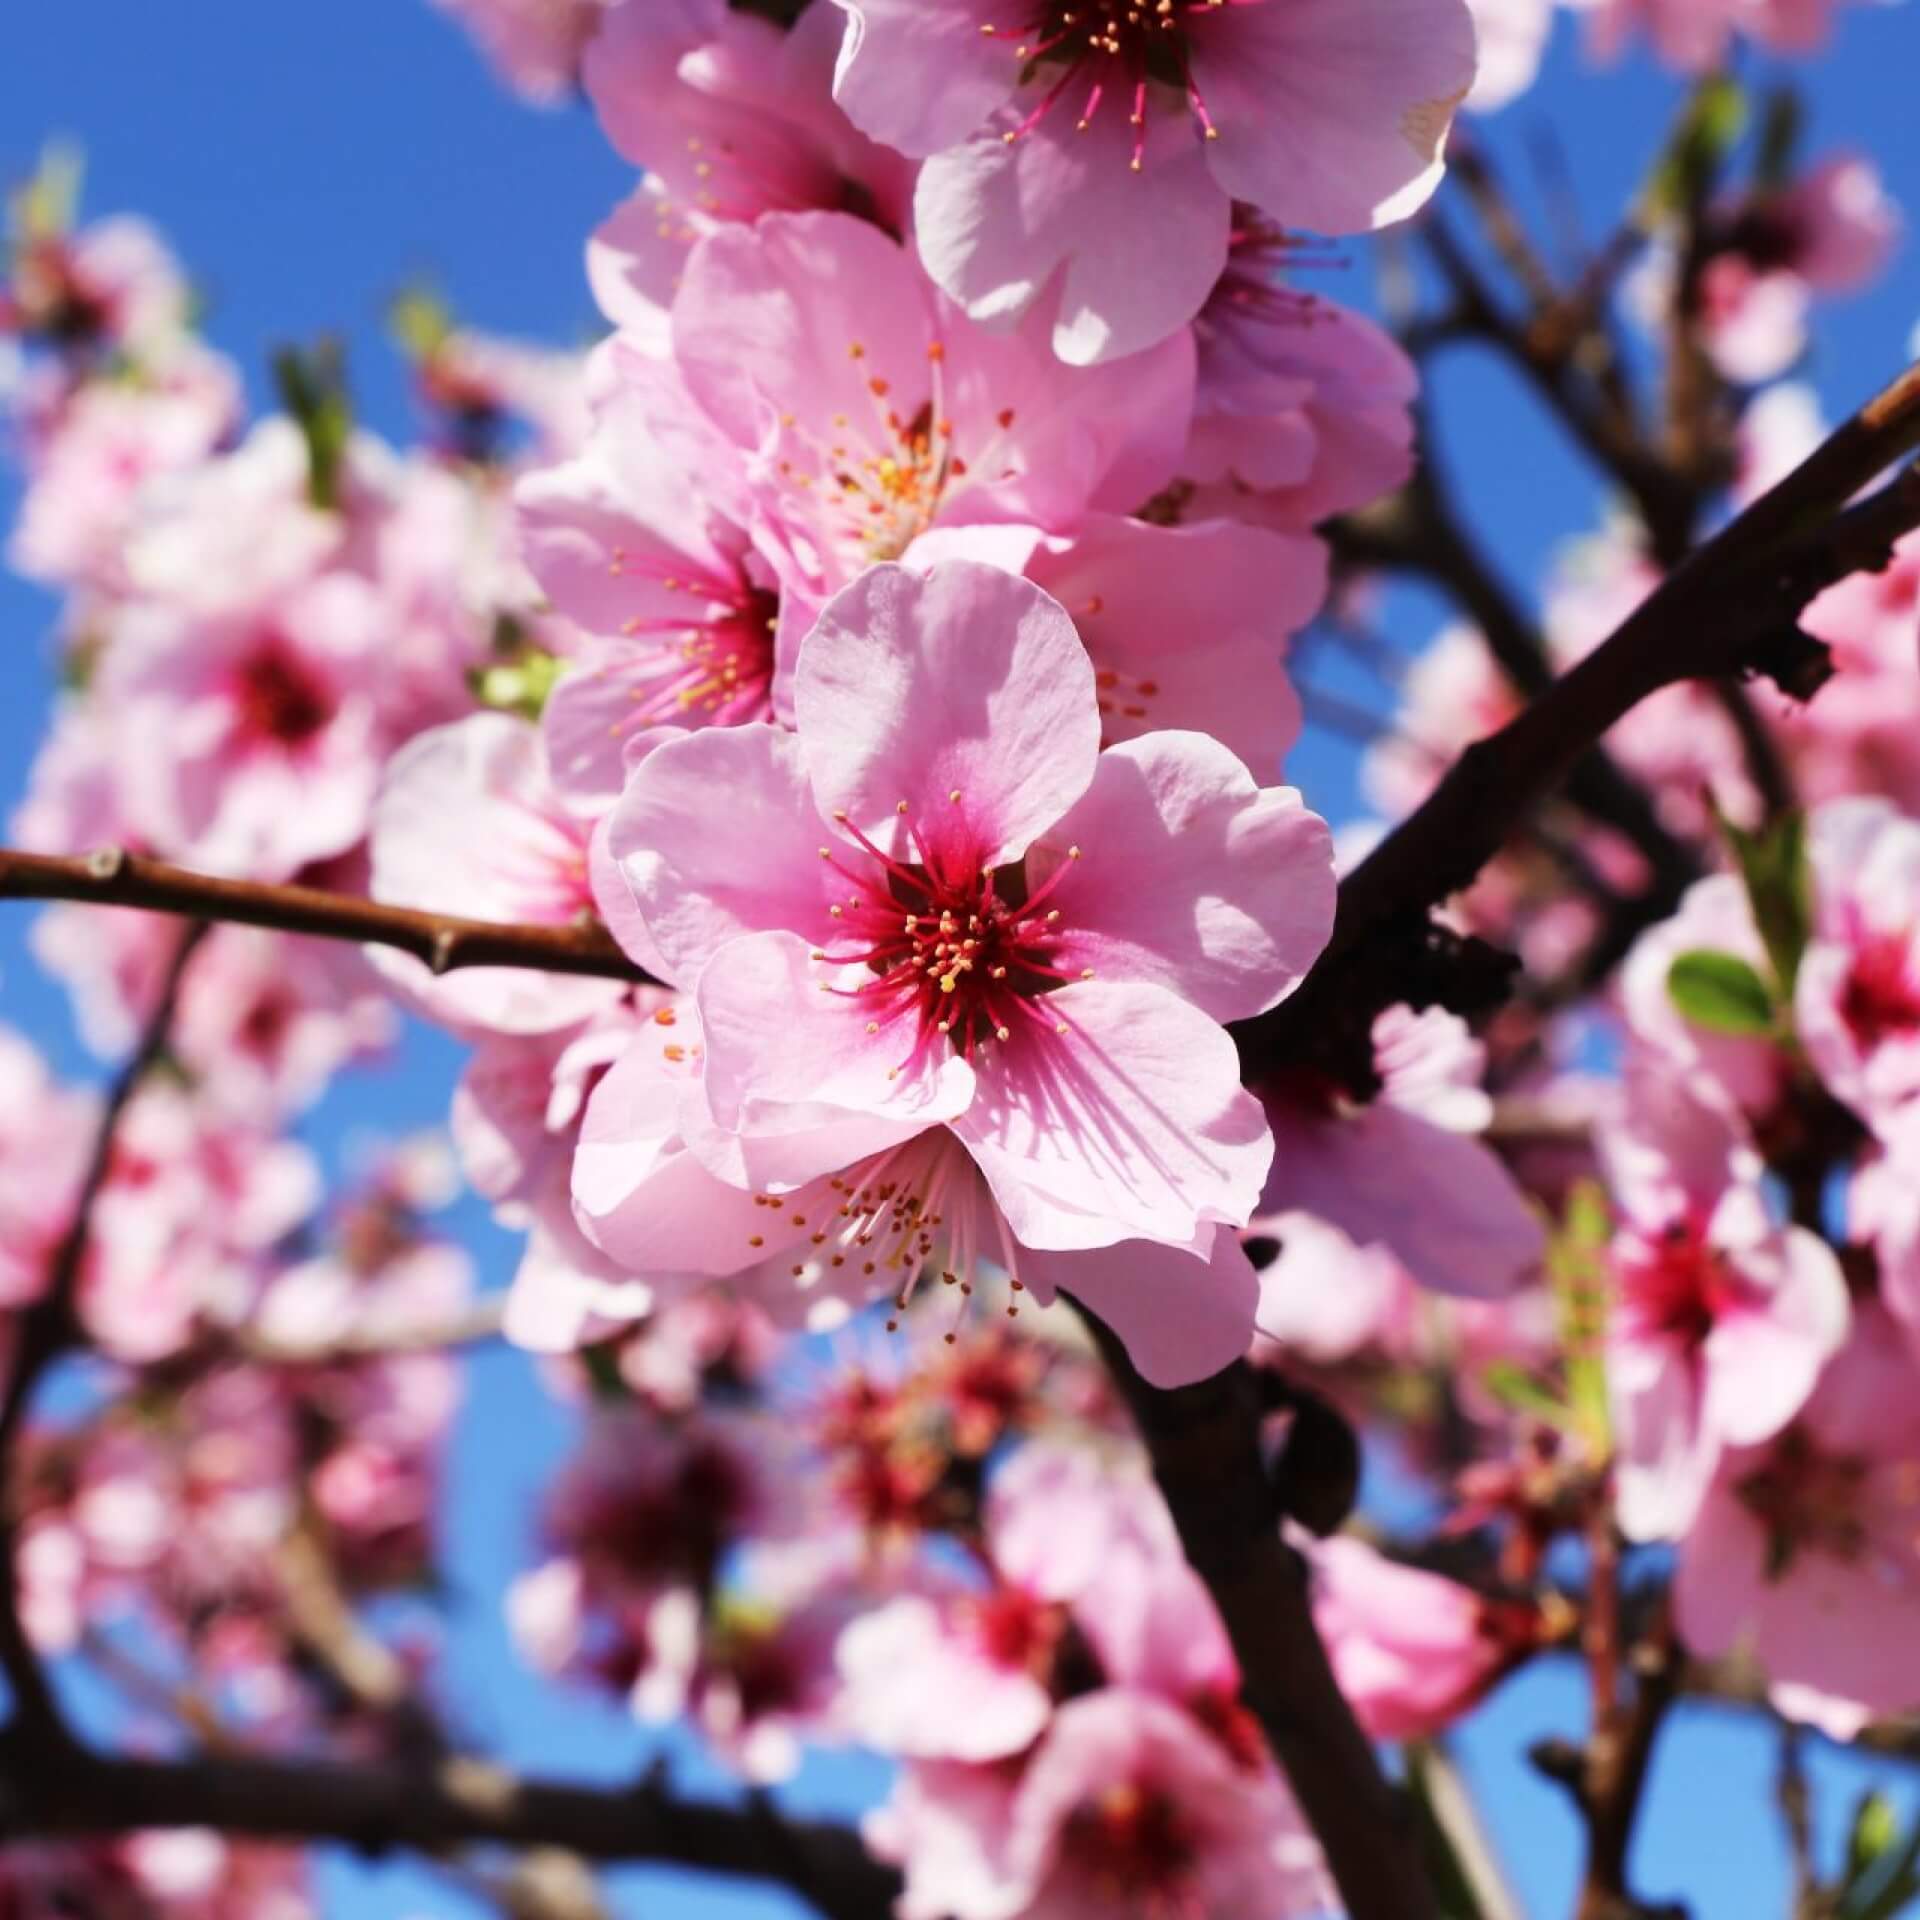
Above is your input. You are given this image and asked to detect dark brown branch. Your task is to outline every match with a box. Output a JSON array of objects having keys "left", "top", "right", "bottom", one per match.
[
  {"left": 1241, "top": 375, "right": 1920, "bottom": 1081},
  {"left": 1075, "top": 1313, "right": 1437, "bottom": 1920},
  {"left": 0, "top": 920, "right": 208, "bottom": 1732},
  {"left": 0, "top": 847, "right": 652, "bottom": 985},
  {"left": 1419, "top": 212, "right": 1703, "bottom": 561},
  {"left": 0, "top": 1739, "right": 899, "bottom": 1920},
  {"left": 1329, "top": 465, "right": 1703, "bottom": 922}
]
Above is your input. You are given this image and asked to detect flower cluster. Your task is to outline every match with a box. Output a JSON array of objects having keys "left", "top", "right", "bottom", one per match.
[{"left": 4, "top": 0, "right": 1920, "bottom": 1914}]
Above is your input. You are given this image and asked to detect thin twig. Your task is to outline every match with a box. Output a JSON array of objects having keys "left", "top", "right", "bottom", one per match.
[
  {"left": 0, "top": 919, "right": 208, "bottom": 1736},
  {"left": 0, "top": 1741, "right": 898, "bottom": 1920},
  {"left": 1073, "top": 1308, "right": 1437, "bottom": 1920},
  {"left": 0, "top": 848, "right": 651, "bottom": 985}
]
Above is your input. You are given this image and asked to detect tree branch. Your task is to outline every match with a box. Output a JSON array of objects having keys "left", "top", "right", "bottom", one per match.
[
  {"left": 0, "top": 847, "right": 651, "bottom": 984},
  {"left": 0, "top": 919, "right": 208, "bottom": 1732},
  {"left": 1075, "top": 1311, "right": 1437, "bottom": 1920},
  {"left": 1241, "top": 371, "right": 1920, "bottom": 1081},
  {"left": 0, "top": 1739, "right": 899, "bottom": 1920}
]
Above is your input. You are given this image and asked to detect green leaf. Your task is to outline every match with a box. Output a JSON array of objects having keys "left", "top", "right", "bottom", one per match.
[
  {"left": 1667, "top": 949, "right": 1777, "bottom": 1035},
  {"left": 272, "top": 339, "right": 352, "bottom": 512},
  {"left": 579, "top": 1341, "right": 630, "bottom": 1403},
  {"left": 389, "top": 282, "right": 455, "bottom": 362},
  {"left": 1480, "top": 1362, "right": 1573, "bottom": 1431},
  {"left": 1718, "top": 805, "right": 1813, "bottom": 998},
  {"left": 1846, "top": 1793, "right": 1901, "bottom": 1887},
  {"left": 1840, "top": 1798, "right": 1920, "bottom": 1920},
  {"left": 10, "top": 139, "right": 84, "bottom": 244},
  {"left": 471, "top": 649, "right": 564, "bottom": 723},
  {"left": 1645, "top": 75, "right": 1748, "bottom": 218}
]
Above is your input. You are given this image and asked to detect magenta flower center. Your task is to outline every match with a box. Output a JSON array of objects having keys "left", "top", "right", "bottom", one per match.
[
  {"left": 231, "top": 641, "right": 336, "bottom": 748},
  {"left": 1839, "top": 930, "right": 1920, "bottom": 1051},
  {"left": 1063, "top": 1779, "right": 1202, "bottom": 1901},
  {"left": 1614, "top": 1215, "right": 1744, "bottom": 1352},
  {"left": 964, "top": 1585, "right": 1066, "bottom": 1676},
  {"left": 602, "top": 554, "right": 780, "bottom": 728},
  {"left": 985, "top": 0, "right": 1248, "bottom": 166},
  {"left": 768, "top": 339, "right": 1026, "bottom": 567},
  {"left": 816, "top": 799, "right": 1086, "bottom": 1068}
]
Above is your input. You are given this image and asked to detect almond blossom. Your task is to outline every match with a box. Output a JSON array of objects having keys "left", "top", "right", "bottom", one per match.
[
  {"left": 1600, "top": 1067, "right": 1849, "bottom": 1540},
  {"left": 582, "top": 0, "right": 912, "bottom": 344},
  {"left": 574, "top": 558, "right": 1333, "bottom": 1384},
  {"left": 1253, "top": 1004, "right": 1547, "bottom": 1304},
  {"left": 1674, "top": 1304, "right": 1920, "bottom": 1725},
  {"left": 1795, "top": 797, "right": 1920, "bottom": 1134},
  {"left": 827, "top": 0, "right": 1477, "bottom": 362}
]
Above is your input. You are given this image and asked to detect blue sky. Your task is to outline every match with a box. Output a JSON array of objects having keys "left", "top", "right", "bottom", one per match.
[{"left": 2, "top": 3, "right": 1919, "bottom": 1915}]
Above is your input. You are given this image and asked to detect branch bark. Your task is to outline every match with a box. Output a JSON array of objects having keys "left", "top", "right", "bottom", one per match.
[
  {"left": 0, "top": 847, "right": 652, "bottom": 984},
  {"left": 0, "top": 920, "right": 208, "bottom": 1731},
  {"left": 1076, "top": 1313, "right": 1437, "bottom": 1920},
  {"left": 0, "top": 1738, "right": 899, "bottom": 1920}
]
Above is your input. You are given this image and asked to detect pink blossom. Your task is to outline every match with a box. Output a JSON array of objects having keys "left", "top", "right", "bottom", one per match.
[
  {"left": 1573, "top": 0, "right": 1863, "bottom": 67},
  {"left": 1795, "top": 797, "right": 1920, "bottom": 1132},
  {"left": 1, "top": 213, "right": 194, "bottom": 359},
  {"left": 1600, "top": 1067, "right": 1849, "bottom": 1540},
  {"left": 168, "top": 926, "right": 396, "bottom": 1123},
  {"left": 6, "top": 343, "right": 241, "bottom": 590},
  {"left": 1679, "top": 154, "right": 1901, "bottom": 385},
  {"left": 97, "top": 570, "right": 385, "bottom": 881},
  {"left": 829, "top": 0, "right": 1476, "bottom": 363},
  {"left": 0, "top": 1026, "right": 97, "bottom": 1309},
  {"left": 903, "top": 510, "right": 1325, "bottom": 779},
  {"left": 579, "top": 559, "right": 1334, "bottom": 1384},
  {"left": 1618, "top": 870, "right": 1792, "bottom": 1129},
  {"left": 1850, "top": 1109, "right": 1920, "bottom": 1364},
  {"left": 517, "top": 350, "right": 788, "bottom": 807},
  {"left": 876, "top": 1690, "right": 1322, "bottom": 1920},
  {"left": 1311, "top": 1534, "right": 1520, "bottom": 1739},
  {"left": 1792, "top": 530, "right": 1920, "bottom": 813},
  {"left": 429, "top": 0, "right": 605, "bottom": 102},
  {"left": 1674, "top": 1304, "right": 1920, "bottom": 1723},
  {"left": 81, "top": 1083, "right": 321, "bottom": 1362},
  {"left": 452, "top": 1003, "right": 661, "bottom": 1349},
  {"left": 1255, "top": 1005, "right": 1546, "bottom": 1303},
  {"left": 583, "top": 0, "right": 913, "bottom": 343},
  {"left": 668, "top": 210, "right": 1196, "bottom": 648},
  {"left": 369, "top": 712, "right": 628, "bottom": 1036},
  {"left": 1182, "top": 227, "right": 1418, "bottom": 531}
]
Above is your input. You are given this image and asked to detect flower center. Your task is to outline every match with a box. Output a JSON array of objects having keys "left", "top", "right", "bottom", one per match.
[
  {"left": 1735, "top": 1428, "right": 1871, "bottom": 1578},
  {"left": 964, "top": 1586, "right": 1067, "bottom": 1677},
  {"left": 1613, "top": 1215, "right": 1744, "bottom": 1352},
  {"left": 742, "top": 1133, "right": 1033, "bottom": 1343},
  {"left": 984, "top": 0, "right": 1238, "bottom": 167},
  {"left": 232, "top": 642, "right": 335, "bottom": 748},
  {"left": 814, "top": 798, "right": 1087, "bottom": 1069},
  {"left": 1839, "top": 931, "right": 1920, "bottom": 1052},
  {"left": 770, "top": 340, "right": 1024, "bottom": 569},
  {"left": 1063, "top": 1780, "right": 1201, "bottom": 1897},
  {"left": 602, "top": 553, "right": 780, "bottom": 729}
]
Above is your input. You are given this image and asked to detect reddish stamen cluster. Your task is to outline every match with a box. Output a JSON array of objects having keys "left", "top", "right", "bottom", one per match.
[
  {"left": 1839, "top": 930, "right": 1920, "bottom": 1051},
  {"left": 1062, "top": 1779, "right": 1202, "bottom": 1903},
  {"left": 815, "top": 798, "right": 1085, "bottom": 1071},
  {"left": 983, "top": 0, "right": 1235, "bottom": 170},
  {"left": 1613, "top": 1214, "right": 1744, "bottom": 1351},
  {"left": 602, "top": 551, "right": 779, "bottom": 730},
  {"left": 232, "top": 642, "right": 335, "bottom": 748}
]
